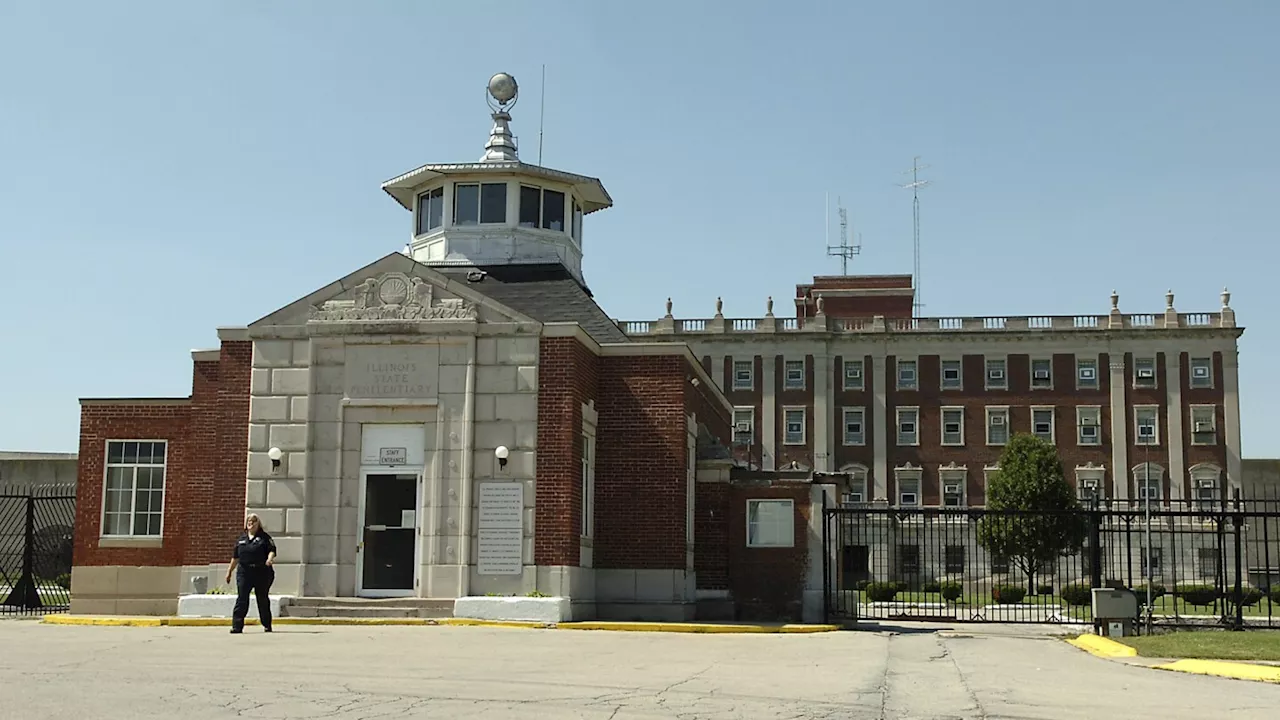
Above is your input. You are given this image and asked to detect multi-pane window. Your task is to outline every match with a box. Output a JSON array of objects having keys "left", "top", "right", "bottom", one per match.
[
  {"left": 784, "top": 360, "right": 805, "bottom": 390},
  {"left": 985, "top": 358, "right": 1007, "bottom": 390},
  {"left": 986, "top": 407, "right": 1009, "bottom": 445},
  {"left": 941, "top": 360, "right": 962, "bottom": 390},
  {"left": 1031, "top": 358, "right": 1053, "bottom": 389},
  {"left": 1197, "top": 547, "right": 1220, "bottom": 579},
  {"left": 898, "top": 544, "right": 921, "bottom": 575},
  {"left": 1137, "top": 473, "right": 1161, "bottom": 501},
  {"left": 581, "top": 432, "right": 595, "bottom": 537},
  {"left": 746, "top": 499, "right": 794, "bottom": 547},
  {"left": 991, "top": 554, "right": 1010, "bottom": 574},
  {"left": 896, "top": 408, "right": 919, "bottom": 446},
  {"left": 1134, "top": 357, "right": 1157, "bottom": 388},
  {"left": 783, "top": 408, "right": 806, "bottom": 445},
  {"left": 842, "top": 407, "right": 865, "bottom": 446},
  {"left": 455, "top": 182, "right": 508, "bottom": 225},
  {"left": 416, "top": 187, "right": 444, "bottom": 235},
  {"left": 945, "top": 545, "right": 965, "bottom": 573},
  {"left": 1076, "top": 358, "right": 1098, "bottom": 390},
  {"left": 843, "top": 474, "right": 868, "bottom": 505},
  {"left": 843, "top": 359, "right": 864, "bottom": 390},
  {"left": 1077, "top": 406, "right": 1102, "bottom": 446},
  {"left": 732, "top": 408, "right": 754, "bottom": 446},
  {"left": 1141, "top": 547, "right": 1163, "bottom": 577},
  {"left": 1190, "top": 406, "right": 1217, "bottom": 445},
  {"left": 898, "top": 477, "right": 921, "bottom": 506},
  {"left": 1032, "top": 407, "right": 1055, "bottom": 443},
  {"left": 102, "top": 441, "right": 167, "bottom": 537},
  {"left": 1190, "top": 357, "right": 1213, "bottom": 388},
  {"left": 942, "top": 479, "right": 965, "bottom": 507},
  {"left": 941, "top": 407, "right": 964, "bottom": 446},
  {"left": 897, "top": 359, "right": 918, "bottom": 390},
  {"left": 732, "top": 360, "right": 754, "bottom": 390},
  {"left": 1077, "top": 476, "right": 1102, "bottom": 501},
  {"left": 518, "top": 185, "right": 565, "bottom": 231},
  {"left": 1135, "top": 406, "right": 1159, "bottom": 445}
]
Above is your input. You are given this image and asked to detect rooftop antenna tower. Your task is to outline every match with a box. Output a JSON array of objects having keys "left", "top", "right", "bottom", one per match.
[
  {"left": 538, "top": 64, "right": 546, "bottom": 165},
  {"left": 826, "top": 196, "right": 862, "bottom": 275},
  {"left": 900, "top": 156, "right": 930, "bottom": 316}
]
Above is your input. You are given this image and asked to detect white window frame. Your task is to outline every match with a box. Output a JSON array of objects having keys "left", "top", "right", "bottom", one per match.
[
  {"left": 1133, "top": 356, "right": 1158, "bottom": 388},
  {"left": 896, "top": 359, "right": 918, "bottom": 390},
  {"left": 985, "top": 406, "right": 1010, "bottom": 446},
  {"left": 101, "top": 440, "right": 168, "bottom": 538},
  {"left": 782, "top": 407, "right": 806, "bottom": 445},
  {"left": 1077, "top": 406, "right": 1102, "bottom": 446},
  {"left": 1190, "top": 405, "right": 1217, "bottom": 445},
  {"left": 581, "top": 429, "right": 596, "bottom": 538},
  {"left": 842, "top": 407, "right": 866, "bottom": 446},
  {"left": 1189, "top": 356, "right": 1214, "bottom": 389},
  {"left": 940, "top": 464, "right": 968, "bottom": 507},
  {"left": 1189, "top": 463, "right": 1222, "bottom": 507},
  {"left": 895, "top": 466, "right": 922, "bottom": 506},
  {"left": 1076, "top": 357, "right": 1099, "bottom": 390},
  {"left": 843, "top": 358, "right": 864, "bottom": 390},
  {"left": 783, "top": 359, "right": 805, "bottom": 390},
  {"left": 732, "top": 360, "right": 754, "bottom": 390},
  {"left": 841, "top": 465, "right": 870, "bottom": 505},
  {"left": 415, "top": 186, "right": 445, "bottom": 236},
  {"left": 1031, "top": 406, "right": 1055, "bottom": 443},
  {"left": 1134, "top": 465, "right": 1164, "bottom": 501},
  {"left": 454, "top": 181, "right": 509, "bottom": 226},
  {"left": 940, "top": 406, "right": 965, "bottom": 446},
  {"left": 732, "top": 406, "right": 755, "bottom": 446},
  {"left": 1030, "top": 358, "right": 1053, "bottom": 389},
  {"left": 1134, "top": 405, "right": 1160, "bottom": 445},
  {"left": 940, "top": 359, "right": 963, "bottom": 391},
  {"left": 985, "top": 357, "right": 1008, "bottom": 390},
  {"left": 746, "top": 499, "right": 794, "bottom": 548},
  {"left": 896, "top": 407, "right": 919, "bottom": 446},
  {"left": 1075, "top": 464, "right": 1106, "bottom": 501},
  {"left": 517, "top": 184, "right": 568, "bottom": 231}
]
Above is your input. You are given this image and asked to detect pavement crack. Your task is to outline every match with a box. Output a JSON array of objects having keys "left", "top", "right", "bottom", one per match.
[{"left": 938, "top": 635, "right": 988, "bottom": 719}]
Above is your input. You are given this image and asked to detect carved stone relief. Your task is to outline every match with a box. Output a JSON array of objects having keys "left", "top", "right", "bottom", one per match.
[{"left": 309, "top": 272, "right": 478, "bottom": 322}]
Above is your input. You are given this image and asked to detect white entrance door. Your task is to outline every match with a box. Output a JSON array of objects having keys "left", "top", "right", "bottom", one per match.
[{"left": 356, "top": 469, "right": 421, "bottom": 597}]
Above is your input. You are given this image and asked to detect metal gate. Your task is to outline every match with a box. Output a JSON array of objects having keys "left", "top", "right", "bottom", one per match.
[
  {"left": 822, "top": 496, "right": 1280, "bottom": 629},
  {"left": 1, "top": 485, "right": 76, "bottom": 615}
]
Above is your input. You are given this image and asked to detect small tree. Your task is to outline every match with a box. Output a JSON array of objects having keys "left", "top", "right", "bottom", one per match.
[{"left": 978, "top": 434, "right": 1087, "bottom": 594}]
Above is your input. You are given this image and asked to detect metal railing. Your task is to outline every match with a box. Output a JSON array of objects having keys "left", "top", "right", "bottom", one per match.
[
  {"left": 1, "top": 485, "right": 76, "bottom": 616},
  {"left": 821, "top": 492, "right": 1280, "bottom": 631}
]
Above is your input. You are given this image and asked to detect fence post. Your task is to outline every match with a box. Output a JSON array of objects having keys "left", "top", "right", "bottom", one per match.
[
  {"left": 821, "top": 490, "right": 830, "bottom": 625},
  {"left": 1232, "top": 487, "right": 1244, "bottom": 631},
  {"left": 1088, "top": 495, "right": 1102, "bottom": 633},
  {"left": 3, "top": 495, "right": 41, "bottom": 609}
]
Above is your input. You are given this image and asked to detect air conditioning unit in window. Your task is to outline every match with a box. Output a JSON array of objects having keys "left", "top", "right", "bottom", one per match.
[
  {"left": 1081, "top": 417, "right": 1097, "bottom": 426},
  {"left": 735, "top": 422, "right": 752, "bottom": 433},
  {"left": 848, "top": 367, "right": 862, "bottom": 379},
  {"left": 1197, "top": 479, "right": 1216, "bottom": 489},
  {"left": 1138, "top": 426, "right": 1155, "bottom": 438},
  {"left": 1079, "top": 368, "right": 1096, "bottom": 379},
  {"left": 1081, "top": 425, "right": 1098, "bottom": 438},
  {"left": 1194, "top": 422, "right": 1214, "bottom": 433},
  {"left": 1034, "top": 369, "right": 1051, "bottom": 380},
  {"left": 944, "top": 483, "right": 961, "bottom": 495},
  {"left": 1137, "top": 368, "right": 1155, "bottom": 379},
  {"left": 900, "top": 492, "right": 918, "bottom": 505},
  {"left": 1192, "top": 366, "right": 1210, "bottom": 378},
  {"left": 989, "top": 369, "right": 1005, "bottom": 380},
  {"left": 991, "top": 415, "right": 1006, "bottom": 426},
  {"left": 1080, "top": 478, "right": 1099, "bottom": 489}
]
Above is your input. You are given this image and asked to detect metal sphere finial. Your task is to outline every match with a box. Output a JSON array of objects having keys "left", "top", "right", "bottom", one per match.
[{"left": 487, "top": 73, "right": 519, "bottom": 109}]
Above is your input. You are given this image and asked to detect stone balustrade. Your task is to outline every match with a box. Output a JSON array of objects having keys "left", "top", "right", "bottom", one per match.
[{"left": 617, "top": 289, "right": 1238, "bottom": 337}]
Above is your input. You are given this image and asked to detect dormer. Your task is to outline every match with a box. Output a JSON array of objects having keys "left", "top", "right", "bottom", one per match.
[{"left": 380, "top": 73, "right": 612, "bottom": 287}]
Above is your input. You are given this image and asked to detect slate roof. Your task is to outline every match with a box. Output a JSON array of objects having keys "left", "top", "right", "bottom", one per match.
[{"left": 435, "top": 264, "right": 630, "bottom": 344}]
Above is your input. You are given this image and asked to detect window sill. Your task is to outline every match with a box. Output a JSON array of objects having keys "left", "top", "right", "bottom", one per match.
[
  {"left": 746, "top": 543, "right": 796, "bottom": 550},
  {"left": 98, "top": 536, "right": 163, "bottom": 549}
]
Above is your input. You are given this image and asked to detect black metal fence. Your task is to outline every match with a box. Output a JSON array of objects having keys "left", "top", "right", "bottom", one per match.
[
  {"left": 1, "top": 485, "right": 76, "bottom": 616},
  {"left": 822, "top": 491, "right": 1280, "bottom": 630}
]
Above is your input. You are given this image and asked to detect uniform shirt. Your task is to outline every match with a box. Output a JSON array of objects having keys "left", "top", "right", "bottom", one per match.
[{"left": 233, "top": 531, "right": 276, "bottom": 567}]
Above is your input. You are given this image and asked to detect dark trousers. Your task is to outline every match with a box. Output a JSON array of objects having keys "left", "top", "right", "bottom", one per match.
[{"left": 232, "top": 564, "right": 275, "bottom": 630}]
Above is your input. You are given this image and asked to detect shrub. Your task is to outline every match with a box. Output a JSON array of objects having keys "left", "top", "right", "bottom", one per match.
[
  {"left": 1060, "top": 583, "right": 1092, "bottom": 607},
  {"left": 1176, "top": 584, "right": 1219, "bottom": 606},
  {"left": 922, "top": 581, "right": 942, "bottom": 594},
  {"left": 54, "top": 573, "right": 71, "bottom": 591},
  {"left": 1132, "top": 584, "right": 1167, "bottom": 602},
  {"left": 1271, "top": 586, "right": 1280, "bottom": 606},
  {"left": 1227, "top": 587, "right": 1265, "bottom": 607},
  {"left": 939, "top": 582, "right": 963, "bottom": 602},
  {"left": 1036, "top": 583, "right": 1054, "bottom": 595},
  {"left": 855, "top": 579, "right": 872, "bottom": 591},
  {"left": 865, "top": 582, "right": 899, "bottom": 602},
  {"left": 993, "top": 585, "right": 1026, "bottom": 604},
  {"left": 894, "top": 581, "right": 910, "bottom": 593}
]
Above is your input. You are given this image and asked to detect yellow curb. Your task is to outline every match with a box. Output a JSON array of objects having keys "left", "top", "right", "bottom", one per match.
[
  {"left": 436, "top": 618, "right": 551, "bottom": 629},
  {"left": 557, "top": 622, "right": 841, "bottom": 634},
  {"left": 1154, "top": 659, "right": 1280, "bottom": 684},
  {"left": 42, "top": 615, "right": 165, "bottom": 627},
  {"left": 1067, "top": 634, "right": 1138, "bottom": 658}
]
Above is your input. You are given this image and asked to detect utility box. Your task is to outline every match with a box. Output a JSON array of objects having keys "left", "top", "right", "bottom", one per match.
[{"left": 1092, "top": 588, "right": 1138, "bottom": 637}]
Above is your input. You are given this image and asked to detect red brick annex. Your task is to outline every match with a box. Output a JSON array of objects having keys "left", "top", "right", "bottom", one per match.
[{"left": 71, "top": 73, "right": 1243, "bottom": 623}]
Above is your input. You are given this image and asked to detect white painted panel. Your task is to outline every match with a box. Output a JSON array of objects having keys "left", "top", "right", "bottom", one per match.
[{"left": 361, "top": 424, "right": 428, "bottom": 467}]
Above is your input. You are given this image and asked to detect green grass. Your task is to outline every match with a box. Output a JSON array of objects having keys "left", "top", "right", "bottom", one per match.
[{"left": 1118, "top": 632, "right": 1280, "bottom": 661}]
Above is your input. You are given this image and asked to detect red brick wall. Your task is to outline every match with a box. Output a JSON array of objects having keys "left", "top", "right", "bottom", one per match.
[
  {"left": 534, "top": 337, "right": 599, "bottom": 566},
  {"left": 182, "top": 360, "right": 220, "bottom": 563},
  {"left": 832, "top": 354, "right": 875, "bottom": 477},
  {"left": 722, "top": 354, "right": 763, "bottom": 468},
  {"left": 694, "top": 481, "right": 729, "bottom": 590},
  {"left": 595, "top": 354, "right": 688, "bottom": 569},
  {"left": 1181, "top": 351, "right": 1228, "bottom": 490},
  {"left": 725, "top": 484, "right": 810, "bottom": 622},
  {"left": 1124, "top": 352, "right": 1168, "bottom": 497},
  {"left": 685, "top": 357, "right": 731, "bottom": 447},
  {"left": 202, "top": 340, "right": 251, "bottom": 564},
  {"left": 75, "top": 402, "right": 192, "bottom": 567},
  {"left": 774, "top": 355, "right": 815, "bottom": 470},
  {"left": 799, "top": 294, "right": 914, "bottom": 320}
]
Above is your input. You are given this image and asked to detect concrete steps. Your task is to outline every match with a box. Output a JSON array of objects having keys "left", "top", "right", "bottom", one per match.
[{"left": 282, "top": 597, "right": 454, "bottom": 619}]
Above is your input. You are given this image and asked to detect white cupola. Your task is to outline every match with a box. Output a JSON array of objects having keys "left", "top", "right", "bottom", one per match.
[{"left": 380, "top": 72, "right": 612, "bottom": 286}]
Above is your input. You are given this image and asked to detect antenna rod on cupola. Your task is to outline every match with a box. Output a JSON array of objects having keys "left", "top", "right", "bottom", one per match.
[
  {"left": 899, "top": 156, "right": 930, "bottom": 316},
  {"left": 538, "top": 64, "right": 546, "bottom": 165}
]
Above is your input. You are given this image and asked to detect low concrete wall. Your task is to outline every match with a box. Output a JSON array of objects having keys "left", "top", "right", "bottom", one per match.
[
  {"left": 69, "top": 565, "right": 181, "bottom": 616},
  {"left": 178, "top": 594, "right": 293, "bottom": 618},
  {"left": 454, "top": 596, "right": 571, "bottom": 623}
]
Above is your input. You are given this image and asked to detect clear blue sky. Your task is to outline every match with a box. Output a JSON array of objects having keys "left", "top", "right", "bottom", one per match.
[{"left": 2, "top": 1, "right": 1277, "bottom": 456}]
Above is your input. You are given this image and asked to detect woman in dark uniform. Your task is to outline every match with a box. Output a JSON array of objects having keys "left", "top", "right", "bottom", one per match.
[{"left": 225, "top": 513, "right": 277, "bottom": 634}]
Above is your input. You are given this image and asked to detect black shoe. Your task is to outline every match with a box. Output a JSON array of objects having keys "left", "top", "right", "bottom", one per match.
[
  {"left": 263, "top": 627, "right": 272, "bottom": 633},
  {"left": 230, "top": 628, "right": 242, "bottom": 634}
]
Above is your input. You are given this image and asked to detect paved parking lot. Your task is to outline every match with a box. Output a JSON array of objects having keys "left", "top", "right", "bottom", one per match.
[{"left": 3, "top": 619, "right": 1279, "bottom": 719}]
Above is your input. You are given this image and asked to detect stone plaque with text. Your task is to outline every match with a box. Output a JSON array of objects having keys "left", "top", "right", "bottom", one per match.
[
  {"left": 477, "top": 482, "right": 524, "bottom": 575},
  {"left": 344, "top": 345, "right": 438, "bottom": 400}
]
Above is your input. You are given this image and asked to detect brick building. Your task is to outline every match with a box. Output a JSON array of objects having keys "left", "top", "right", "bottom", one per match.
[{"left": 68, "top": 72, "right": 1244, "bottom": 623}]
